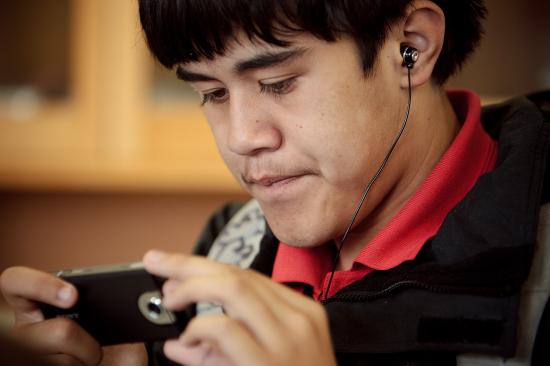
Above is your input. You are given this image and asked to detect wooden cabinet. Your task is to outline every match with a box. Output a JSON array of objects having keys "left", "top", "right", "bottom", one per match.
[{"left": 0, "top": 0, "right": 241, "bottom": 193}]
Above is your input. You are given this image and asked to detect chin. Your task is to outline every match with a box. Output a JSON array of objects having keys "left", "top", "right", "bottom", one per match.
[
  {"left": 258, "top": 191, "right": 343, "bottom": 247},
  {"left": 266, "top": 214, "right": 333, "bottom": 248}
]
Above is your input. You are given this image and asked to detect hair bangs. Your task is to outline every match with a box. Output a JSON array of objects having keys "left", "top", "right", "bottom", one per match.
[
  {"left": 139, "top": 0, "right": 335, "bottom": 69},
  {"left": 139, "top": 0, "right": 487, "bottom": 84}
]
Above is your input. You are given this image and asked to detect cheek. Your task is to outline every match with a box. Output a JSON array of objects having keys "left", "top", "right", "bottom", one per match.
[
  {"left": 292, "top": 96, "right": 377, "bottom": 187},
  {"left": 308, "top": 82, "right": 396, "bottom": 187}
]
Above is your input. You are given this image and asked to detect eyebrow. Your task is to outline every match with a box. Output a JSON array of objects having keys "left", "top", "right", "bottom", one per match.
[
  {"left": 233, "top": 47, "right": 309, "bottom": 74},
  {"left": 176, "top": 47, "right": 309, "bottom": 82},
  {"left": 176, "top": 67, "right": 215, "bottom": 82}
]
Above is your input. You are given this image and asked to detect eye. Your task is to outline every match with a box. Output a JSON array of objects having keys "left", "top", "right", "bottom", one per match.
[
  {"left": 200, "top": 88, "right": 229, "bottom": 106},
  {"left": 259, "top": 76, "right": 297, "bottom": 97}
]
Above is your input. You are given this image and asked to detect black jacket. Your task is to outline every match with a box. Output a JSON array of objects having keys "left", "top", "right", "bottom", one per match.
[{"left": 150, "top": 92, "right": 550, "bottom": 366}]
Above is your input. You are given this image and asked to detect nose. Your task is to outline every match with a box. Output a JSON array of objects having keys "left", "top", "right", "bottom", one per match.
[{"left": 227, "top": 92, "right": 283, "bottom": 156}]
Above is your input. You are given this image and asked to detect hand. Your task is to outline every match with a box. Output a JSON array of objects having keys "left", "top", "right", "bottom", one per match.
[
  {"left": 0, "top": 266, "right": 105, "bottom": 366},
  {"left": 100, "top": 343, "right": 148, "bottom": 366},
  {"left": 143, "top": 250, "right": 337, "bottom": 366}
]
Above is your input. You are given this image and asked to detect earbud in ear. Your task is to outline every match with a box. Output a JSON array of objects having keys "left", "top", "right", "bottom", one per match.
[{"left": 401, "top": 45, "right": 419, "bottom": 69}]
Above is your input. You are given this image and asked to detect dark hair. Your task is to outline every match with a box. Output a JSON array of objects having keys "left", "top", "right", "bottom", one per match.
[{"left": 138, "top": 0, "right": 486, "bottom": 84}]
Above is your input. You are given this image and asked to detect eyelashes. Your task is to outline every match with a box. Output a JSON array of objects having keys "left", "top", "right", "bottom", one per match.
[
  {"left": 200, "top": 76, "right": 298, "bottom": 106},
  {"left": 259, "top": 76, "right": 297, "bottom": 96},
  {"left": 200, "top": 88, "right": 228, "bottom": 106}
]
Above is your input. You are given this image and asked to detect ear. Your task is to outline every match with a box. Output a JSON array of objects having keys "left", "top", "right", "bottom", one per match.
[{"left": 396, "top": 0, "right": 445, "bottom": 88}]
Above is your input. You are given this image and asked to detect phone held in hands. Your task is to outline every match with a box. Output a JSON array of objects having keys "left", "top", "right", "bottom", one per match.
[{"left": 39, "top": 262, "right": 192, "bottom": 346}]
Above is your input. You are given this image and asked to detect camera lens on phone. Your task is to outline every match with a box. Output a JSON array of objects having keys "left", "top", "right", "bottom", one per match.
[
  {"left": 138, "top": 291, "right": 176, "bottom": 325},
  {"left": 147, "top": 300, "right": 162, "bottom": 319}
]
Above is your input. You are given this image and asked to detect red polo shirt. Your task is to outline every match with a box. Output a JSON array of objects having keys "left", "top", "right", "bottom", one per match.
[{"left": 271, "top": 90, "right": 499, "bottom": 299}]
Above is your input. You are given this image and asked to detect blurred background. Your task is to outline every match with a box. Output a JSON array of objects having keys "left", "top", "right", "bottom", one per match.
[{"left": 0, "top": 0, "right": 549, "bottom": 332}]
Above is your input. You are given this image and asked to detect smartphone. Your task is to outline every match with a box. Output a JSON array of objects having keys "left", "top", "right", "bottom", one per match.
[{"left": 39, "top": 262, "right": 192, "bottom": 346}]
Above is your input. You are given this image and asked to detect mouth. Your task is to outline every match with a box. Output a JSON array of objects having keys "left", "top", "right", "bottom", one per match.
[
  {"left": 243, "top": 173, "right": 310, "bottom": 202},
  {"left": 247, "top": 175, "right": 301, "bottom": 187}
]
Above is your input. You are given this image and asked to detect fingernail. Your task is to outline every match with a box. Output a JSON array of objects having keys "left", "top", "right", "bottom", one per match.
[
  {"left": 145, "top": 250, "right": 165, "bottom": 263},
  {"left": 57, "top": 286, "right": 73, "bottom": 303}
]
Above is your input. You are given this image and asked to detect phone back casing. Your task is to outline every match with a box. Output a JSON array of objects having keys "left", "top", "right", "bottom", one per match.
[{"left": 40, "top": 267, "right": 192, "bottom": 346}]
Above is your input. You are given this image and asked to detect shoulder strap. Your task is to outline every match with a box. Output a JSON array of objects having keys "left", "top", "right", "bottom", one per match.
[
  {"left": 197, "top": 200, "right": 266, "bottom": 315},
  {"left": 205, "top": 199, "right": 265, "bottom": 267}
]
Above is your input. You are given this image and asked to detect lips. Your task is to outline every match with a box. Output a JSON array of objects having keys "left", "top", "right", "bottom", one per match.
[
  {"left": 242, "top": 172, "right": 310, "bottom": 202},
  {"left": 247, "top": 175, "right": 302, "bottom": 187}
]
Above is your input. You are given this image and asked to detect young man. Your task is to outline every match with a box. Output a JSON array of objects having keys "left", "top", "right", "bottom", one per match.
[{"left": 1, "top": 0, "right": 549, "bottom": 365}]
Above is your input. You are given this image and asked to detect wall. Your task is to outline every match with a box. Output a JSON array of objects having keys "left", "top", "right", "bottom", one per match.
[
  {"left": 0, "top": 192, "right": 248, "bottom": 331},
  {"left": 0, "top": 192, "right": 248, "bottom": 272}
]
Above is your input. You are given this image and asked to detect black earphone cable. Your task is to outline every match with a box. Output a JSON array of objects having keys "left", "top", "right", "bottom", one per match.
[{"left": 322, "top": 67, "right": 413, "bottom": 301}]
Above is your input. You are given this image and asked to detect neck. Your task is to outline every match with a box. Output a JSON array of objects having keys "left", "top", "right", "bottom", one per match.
[{"left": 337, "top": 85, "right": 460, "bottom": 270}]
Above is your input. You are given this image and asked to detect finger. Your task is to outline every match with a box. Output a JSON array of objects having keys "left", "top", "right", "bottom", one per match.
[
  {"left": 161, "top": 279, "right": 180, "bottom": 296},
  {"left": 101, "top": 343, "right": 147, "bottom": 366},
  {"left": 164, "top": 340, "right": 205, "bottom": 366},
  {"left": 249, "top": 272, "right": 330, "bottom": 329},
  {"left": 13, "top": 318, "right": 102, "bottom": 366},
  {"left": 144, "top": 249, "right": 313, "bottom": 312},
  {"left": 143, "top": 251, "right": 229, "bottom": 281},
  {"left": 145, "top": 250, "right": 293, "bottom": 322},
  {"left": 148, "top": 252, "right": 315, "bottom": 348},
  {"left": 145, "top": 251, "right": 293, "bottom": 317},
  {"left": 254, "top": 279, "right": 333, "bottom": 347},
  {"left": 188, "top": 272, "right": 331, "bottom": 353},
  {"left": 144, "top": 251, "right": 327, "bottom": 350},
  {"left": 162, "top": 273, "right": 283, "bottom": 346},
  {"left": 44, "top": 354, "right": 87, "bottom": 366},
  {"left": 1, "top": 267, "right": 77, "bottom": 316},
  {"left": 178, "top": 315, "right": 266, "bottom": 366},
  {"left": 249, "top": 272, "right": 319, "bottom": 313},
  {"left": 166, "top": 269, "right": 317, "bottom": 328},
  {"left": 164, "top": 340, "right": 232, "bottom": 366}
]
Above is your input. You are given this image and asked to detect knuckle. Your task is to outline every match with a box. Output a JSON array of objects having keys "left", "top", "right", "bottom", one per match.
[
  {"left": 288, "top": 311, "right": 317, "bottom": 337},
  {"left": 224, "top": 263, "right": 241, "bottom": 276},
  {"left": 53, "top": 355, "right": 82, "bottom": 366},
  {"left": 184, "top": 316, "right": 201, "bottom": 336},
  {"left": 0, "top": 267, "right": 21, "bottom": 294},
  {"left": 264, "top": 355, "right": 279, "bottom": 366},
  {"left": 10, "top": 323, "right": 31, "bottom": 340},
  {"left": 312, "top": 302, "right": 329, "bottom": 323},
  {"left": 172, "top": 253, "right": 188, "bottom": 267},
  {"left": 51, "top": 317, "right": 79, "bottom": 343},
  {"left": 217, "top": 316, "right": 237, "bottom": 338},
  {"left": 225, "top": 272, "right": 248, "bottom": 295}
]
